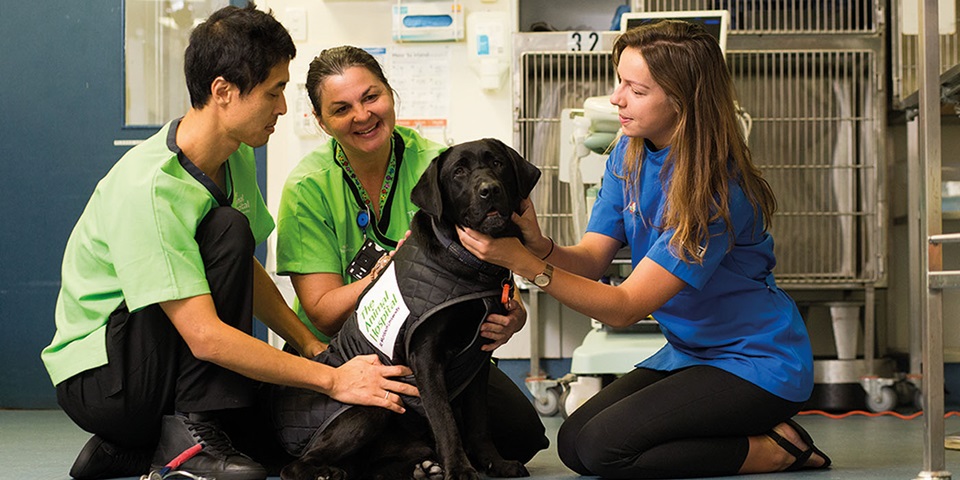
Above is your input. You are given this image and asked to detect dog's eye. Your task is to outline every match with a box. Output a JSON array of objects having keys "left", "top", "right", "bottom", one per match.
[
  {"left": 492, "top": 160, "right": 503, "bottom": 169},
  {"left": 453, "top": 167, "right": 466, "bottom": 177}
]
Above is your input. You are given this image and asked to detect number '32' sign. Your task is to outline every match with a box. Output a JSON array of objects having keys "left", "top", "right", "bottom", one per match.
[{"left": 568, "top": 31, "right": 600, "bottom": 51}]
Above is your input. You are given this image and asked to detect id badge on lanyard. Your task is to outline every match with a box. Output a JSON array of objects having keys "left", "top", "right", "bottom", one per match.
[{"left": 346, "top": 208, "right": 387, "bottom": 280}]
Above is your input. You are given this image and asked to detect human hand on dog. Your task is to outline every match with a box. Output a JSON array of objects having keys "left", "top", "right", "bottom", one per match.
[
  {"left": 369, "top": 254, "right": 392, "bottom": 280},
  {"left": 302, "top": 338, "right": 327, "bottom": 358},
  {"left": 330, "top": 354, "right": 419, "bottom": 414},
  {"left": 396, "top": 230, "right": 412, "bottom": 248},
  {"left": 456, "top": 226, "right": 530, "bottom": 271},
  {"left": 481, "top": 297, "right": 526, "bottom": 351},
  {"left": 368, "top": 231, "right": 413, "bottom": 281},
  {"left": 514, "top": 198, "right": 554, "bottom": 259},
  {"left": 458, "top": 226, "right": 552, "bottom": 293}
]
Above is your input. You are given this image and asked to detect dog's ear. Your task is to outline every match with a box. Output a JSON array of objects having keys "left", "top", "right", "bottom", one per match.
[
  {"left": 490, "top": 139, "right": 541, "bottom": 200},
  {"left": 411, "top": 149, "right": 447, "bottom": 219}
]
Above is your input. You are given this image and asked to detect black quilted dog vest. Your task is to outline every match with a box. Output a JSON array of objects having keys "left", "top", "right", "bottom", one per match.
[
  {"left": 329, "top": 238, "right": 505, "bottom": 407},
  {"left": 271, "top": 233, "right": 512, "bottom": 456}
]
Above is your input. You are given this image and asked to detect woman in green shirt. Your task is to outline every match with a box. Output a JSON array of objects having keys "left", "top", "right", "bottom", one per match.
[{"left": 276, "top": 45, "right": 548, "bottom": 463}]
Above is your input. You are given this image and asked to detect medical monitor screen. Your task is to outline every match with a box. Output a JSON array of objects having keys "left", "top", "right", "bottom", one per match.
[{"left": 619, "top": 10, "right": 730, "bottom": 54}]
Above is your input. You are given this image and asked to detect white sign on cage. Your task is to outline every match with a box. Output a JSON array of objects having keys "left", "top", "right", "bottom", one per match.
[{"left": 900, "top": 0, "right": 956, "bottom": 35}]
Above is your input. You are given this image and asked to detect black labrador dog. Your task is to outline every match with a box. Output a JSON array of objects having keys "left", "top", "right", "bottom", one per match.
[{"left": 272, "top": 138, "right": 541, "bottom": 480}]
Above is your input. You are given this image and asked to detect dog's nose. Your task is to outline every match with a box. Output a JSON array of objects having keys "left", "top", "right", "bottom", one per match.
[{"left": 478, "top": 181, "right": 502, "bottom": 199}]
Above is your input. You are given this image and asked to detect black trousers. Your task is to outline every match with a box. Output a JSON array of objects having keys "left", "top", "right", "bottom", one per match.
[
  {"left": 557, "top": 365, "right": 805, "bottom": 479},
  {"left": 56, "top": 207, "right": 258, "bottom": 449},
  {"left": 485, "top": 363, "right": 549, "bottom": 463}
]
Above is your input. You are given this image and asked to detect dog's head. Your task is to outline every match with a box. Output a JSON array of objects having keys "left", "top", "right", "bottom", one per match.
[{"left": 411, "top": 138, "right": 541, "bottom": 238}]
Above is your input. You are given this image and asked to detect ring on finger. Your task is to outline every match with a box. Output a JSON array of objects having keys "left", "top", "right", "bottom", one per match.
[{"left": 384, "top": 392, "right": 389, "bottom": 400}]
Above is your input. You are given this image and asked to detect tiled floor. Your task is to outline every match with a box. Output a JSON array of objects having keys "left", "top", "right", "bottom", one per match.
[{"left": 5, "top": 409, "right": 960, "bottom": 479}]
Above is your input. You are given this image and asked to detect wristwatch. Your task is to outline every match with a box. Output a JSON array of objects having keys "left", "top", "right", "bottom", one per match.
[{"left": 532, "top": 263, "right": 554, "bottom": 288}]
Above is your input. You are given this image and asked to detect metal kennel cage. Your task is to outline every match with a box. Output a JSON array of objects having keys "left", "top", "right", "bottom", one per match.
[
  {"left": 632, "top": 0, "right": 878, "bottom": 34},
  {"left": 731, "top": 48, "right": 883, "bottom": 287},
  {"left": 891, "top": 0, "right": 960, "bottom": 109}
]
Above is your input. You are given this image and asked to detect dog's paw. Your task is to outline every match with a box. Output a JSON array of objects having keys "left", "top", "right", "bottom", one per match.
[
  {"left": 484, "top": 460, "right": 529, "bottom": 478},
  {"left": 313, "top": 466, "right": 348, "bottom": 480},
  {"left": 443, "top": 465, "right": 481, "bottom": 480},
  {"left": 413, "top": 460, "right": 444, "bottom": 480}
]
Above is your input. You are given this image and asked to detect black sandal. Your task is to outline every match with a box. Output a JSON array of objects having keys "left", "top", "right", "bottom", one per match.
[{"left": 766, "top": 418, "right": 833, "bottom": 471}]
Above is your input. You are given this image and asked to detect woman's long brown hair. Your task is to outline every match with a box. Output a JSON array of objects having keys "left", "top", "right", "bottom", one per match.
[{"left": 612, "top": 20, "right": 776, "bottom": 264}]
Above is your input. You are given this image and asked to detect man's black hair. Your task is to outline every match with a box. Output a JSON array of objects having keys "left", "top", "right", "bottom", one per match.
[{"left": 184, "top": 2, "right": 296, "bottom": 108}]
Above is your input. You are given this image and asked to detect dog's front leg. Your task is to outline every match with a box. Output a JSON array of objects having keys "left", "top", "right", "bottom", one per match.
[
  {"left": 459, "top": 362, "right": 529, "bottom": 478},
  {"left": 409, "top": 347, "right": 478, "bottom": 480}
]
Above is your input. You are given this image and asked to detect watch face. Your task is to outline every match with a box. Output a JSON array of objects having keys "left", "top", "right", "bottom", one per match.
[{"left": 533, "top": 264, "right": 553, "bottom": 287}]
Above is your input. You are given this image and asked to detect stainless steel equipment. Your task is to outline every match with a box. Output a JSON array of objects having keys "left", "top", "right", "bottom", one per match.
[{"left": 893, "top": 0, "right": 960, "bottom": 476}]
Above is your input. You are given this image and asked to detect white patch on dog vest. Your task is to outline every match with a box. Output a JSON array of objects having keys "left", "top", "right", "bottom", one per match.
[{"left": 356, "top": 263, "right": 410, "bottom": 358}]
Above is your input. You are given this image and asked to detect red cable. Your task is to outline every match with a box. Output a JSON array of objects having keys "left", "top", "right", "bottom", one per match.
[{"left": 798, "top": 409, "right": 960, "bottom": 420}]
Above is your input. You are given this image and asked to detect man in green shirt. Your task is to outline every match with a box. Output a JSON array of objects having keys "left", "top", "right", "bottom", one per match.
[{"left": 41, "top": 4, "right": 416, "bottom": 480}]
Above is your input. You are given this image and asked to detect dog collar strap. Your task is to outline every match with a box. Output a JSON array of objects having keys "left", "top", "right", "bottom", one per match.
[{"left": 430, "top": 218, "right": 508, "bottom": 278}]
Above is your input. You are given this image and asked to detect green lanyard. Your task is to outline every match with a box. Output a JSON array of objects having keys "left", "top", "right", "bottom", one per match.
[{"left": 334, "top": 136, "right": 398, "bottom": 217}]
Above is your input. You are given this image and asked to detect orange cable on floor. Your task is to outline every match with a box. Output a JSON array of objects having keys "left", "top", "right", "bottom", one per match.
[{"left": 798, "top": 409, "right": 960, "bottom": 420}]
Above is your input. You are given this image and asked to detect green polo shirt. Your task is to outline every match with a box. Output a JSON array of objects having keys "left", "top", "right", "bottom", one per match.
[
  {"left": 275, "top": 126, "right": 446, "bottom": 340},
  {"left": 42, "top": 119, "right": 275, "bottom": 386}
]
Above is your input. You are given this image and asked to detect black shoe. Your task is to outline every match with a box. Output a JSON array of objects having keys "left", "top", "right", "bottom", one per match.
[
  {"left": 152, "top": 413, "right": 266, "bottom": 480},
  {"left": 766, "top": 418, "right": 833, "bottom": 471},
  {"left": 69, "top": 435, "right": 151, "bottom": 480}
]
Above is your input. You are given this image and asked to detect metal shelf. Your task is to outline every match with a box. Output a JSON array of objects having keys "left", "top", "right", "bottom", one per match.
[{"left": 903, "top": 0, "right": 955, "bottom": 477}]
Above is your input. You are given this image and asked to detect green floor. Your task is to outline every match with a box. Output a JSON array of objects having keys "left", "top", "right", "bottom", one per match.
[{"left": 4, "top": 409, "right": 960, "bottom": 479}]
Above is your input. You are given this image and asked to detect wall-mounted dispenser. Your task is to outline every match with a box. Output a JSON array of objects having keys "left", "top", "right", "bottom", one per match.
[
  {"left": 392, "top": 1, "right": 464, "bottom": 42},
  {"left": 466, "top": 10, "right": 510, "bottom": 90}
]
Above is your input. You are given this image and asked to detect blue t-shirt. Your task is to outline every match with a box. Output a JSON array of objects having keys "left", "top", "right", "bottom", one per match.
[{"left": 586, "top": 136, "right": 813, "bottom": 402}]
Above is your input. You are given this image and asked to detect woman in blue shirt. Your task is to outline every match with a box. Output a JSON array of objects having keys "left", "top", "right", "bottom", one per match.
[{"left": 457, "top": 20, "right": 830, "bottom": 478}]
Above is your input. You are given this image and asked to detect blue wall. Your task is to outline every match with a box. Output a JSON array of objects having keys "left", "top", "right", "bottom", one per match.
[{"left": 0, "top": 2, "right": 128, "bottom": 408}]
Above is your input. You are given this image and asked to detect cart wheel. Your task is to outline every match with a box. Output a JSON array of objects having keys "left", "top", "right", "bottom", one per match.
[
  {"left": 533, "top": 386, "right": 560, "bottom": 417},
  {"left": 865, "top": 386, "right": 898, "bottom": 413},
  {"left": 559, "top": 387, "right": 572, "bottom": 419},
  {"left": 560, "top": 377, "right": 604, "bottom": 419},
  {"left": 894, "top": 379, "right": 921, "bottom": 411}
]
